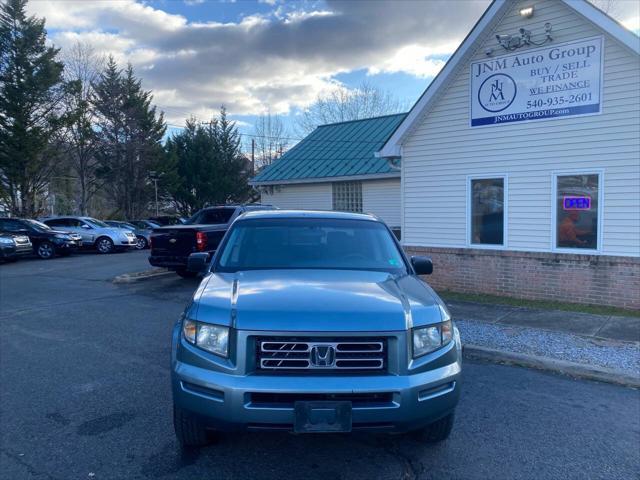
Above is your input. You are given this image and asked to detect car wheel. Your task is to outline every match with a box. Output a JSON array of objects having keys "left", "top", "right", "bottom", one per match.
[
  {"left": 37, "top": 241, "right": 55, "bottom": 259},
  {"left": 96, "top": 236, "right": 115, "bottom": 254},
  {"left": 176, "top": 268, "right": 198, "bottom": 278},
  {"left": 412, "top": 412, "right": 455, "bottom": 443},
  {"left": 173, "top": 405, "right": 210, "bottom": 447},
  {"left": 135, "top": 236, "right": 147, "bottom": 250}
]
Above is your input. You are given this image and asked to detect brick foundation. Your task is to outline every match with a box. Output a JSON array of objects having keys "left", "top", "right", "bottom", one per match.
[{"left": 404, "top": 246, "right": 640, "bottom": 311}]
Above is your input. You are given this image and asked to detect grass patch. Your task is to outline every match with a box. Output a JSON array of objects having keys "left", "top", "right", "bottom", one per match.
[{"left": 438, "top": 290, "right": 640, "bottom": 318}]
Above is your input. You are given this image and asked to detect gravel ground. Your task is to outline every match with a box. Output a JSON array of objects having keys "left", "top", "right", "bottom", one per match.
[{"left": 457, "top": 319, "right": 640, "bottom": 375}]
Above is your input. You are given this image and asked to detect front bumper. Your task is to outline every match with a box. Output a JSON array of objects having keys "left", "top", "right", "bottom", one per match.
[
  {"left": 0, "top": 244, "right": 18, "bottom": 260},
  {"left": 119, "top": 237, "right": 138, "bottom": 248},
  {"left": 172, "top": 327, "right": 462, "bottom": 433}
]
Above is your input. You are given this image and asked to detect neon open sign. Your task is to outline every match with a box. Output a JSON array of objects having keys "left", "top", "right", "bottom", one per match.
[{"left": 563, "top": 196, "right": 591, "bottom": 210}]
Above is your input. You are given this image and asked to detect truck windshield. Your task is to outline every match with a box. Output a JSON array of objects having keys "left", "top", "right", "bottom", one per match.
[
  {"left": 216, "top": 218, "right": 406, "bottom": 273},
  {"left": 187, "top": 208, "right": 235, "bottom": 225}
]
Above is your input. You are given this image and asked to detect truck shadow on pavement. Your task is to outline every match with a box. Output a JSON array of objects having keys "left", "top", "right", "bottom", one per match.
[{"left": 140, "top": 432, "right": 436, "bottom": 480}]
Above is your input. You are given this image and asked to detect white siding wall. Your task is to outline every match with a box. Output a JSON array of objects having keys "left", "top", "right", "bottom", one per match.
[
  {"left": 363, "top": 178, "right": 401, "bottom": 227},
  {"left": 260, "top": 183, "right": 333, "bottom": 210},
  {"left": 260, "top": 178, "right": 401, "bottom": 226},
  {"left": 402, "top": 0, "right": 640, "bottom": 257}
]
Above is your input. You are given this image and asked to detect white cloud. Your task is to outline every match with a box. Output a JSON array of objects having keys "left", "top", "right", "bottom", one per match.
[{"left": 31, "top": 0, "right": 490, "bottom": 124}]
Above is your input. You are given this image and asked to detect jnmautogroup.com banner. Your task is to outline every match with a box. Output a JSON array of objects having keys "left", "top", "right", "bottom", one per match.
[{"left": 470, "top": 36, "right": 603, "bottom": 127}]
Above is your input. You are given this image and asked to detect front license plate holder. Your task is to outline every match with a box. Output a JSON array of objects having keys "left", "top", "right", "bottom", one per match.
[{"left": 294, "top": 401, "right": 352, "bottom": 433}]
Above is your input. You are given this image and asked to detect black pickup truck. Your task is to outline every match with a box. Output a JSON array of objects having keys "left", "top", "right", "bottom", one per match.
[{"left": 148, "top": 205, "right": 273, "bottom": 277}]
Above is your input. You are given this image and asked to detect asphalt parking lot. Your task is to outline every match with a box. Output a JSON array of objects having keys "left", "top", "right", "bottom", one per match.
[{"left": 1, "top": 251, "right": 639, "bottom": 480}]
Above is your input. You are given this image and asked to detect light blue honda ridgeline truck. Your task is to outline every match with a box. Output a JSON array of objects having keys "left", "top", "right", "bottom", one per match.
[{"left": 171, "top": 210, "right": 462, "bottom": 446}]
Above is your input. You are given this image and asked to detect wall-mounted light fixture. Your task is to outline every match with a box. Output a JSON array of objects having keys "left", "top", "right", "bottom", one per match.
[
  {"left": 493, "top": 22, "right": 552, "bottom": 53},
  {"left": 519, "top": 6, "right": 534, "bottom": 18}
]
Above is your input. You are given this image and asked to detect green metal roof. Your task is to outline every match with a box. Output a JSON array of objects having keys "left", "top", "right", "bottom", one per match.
[{"left": 251, "top": 113, "right": 407, "bottom": 185}]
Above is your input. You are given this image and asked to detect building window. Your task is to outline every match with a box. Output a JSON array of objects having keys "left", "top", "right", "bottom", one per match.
[
  {"left": 554, "top": 173, "right": 601, "bottom": 251},
  {"left": 332, "top": 181, "right": 362, "bottom": 213},
  {"left": 468, "top": 176, "right": 505, "bottom": 246}
]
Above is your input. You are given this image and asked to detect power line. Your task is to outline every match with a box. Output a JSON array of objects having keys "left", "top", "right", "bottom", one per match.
[{"left": 166, "top": 123, "right": 387, "bottom": 146}]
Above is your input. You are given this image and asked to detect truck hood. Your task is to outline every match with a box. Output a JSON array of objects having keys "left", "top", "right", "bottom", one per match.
[{"left": 190, "top": 269, "right": 445, "bottom": 332}]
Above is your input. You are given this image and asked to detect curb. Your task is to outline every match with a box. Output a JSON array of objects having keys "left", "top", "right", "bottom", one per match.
[
  {"left": 113, "top": 268, "right": 173, "bottom": 284},
  {"left": 463, "top": 344, "right": 640, "bottom": 388}
]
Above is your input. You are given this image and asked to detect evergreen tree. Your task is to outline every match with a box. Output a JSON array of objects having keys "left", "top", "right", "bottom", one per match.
[
  {"left": 0, "top": 0, "right": 69, "bottom": 216},
  {"left": 92, "top": 58, "right": 166, "bottom": 219},
  {"left": 166, "top": 108, "right": 251, "bottom": 216}
]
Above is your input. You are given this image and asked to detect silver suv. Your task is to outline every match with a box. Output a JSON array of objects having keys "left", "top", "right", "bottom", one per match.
[
  {"left": 172, "top": 210, "right": 461, "bottom": 446},
  {"left": 43, "top": 216, "right": 137, "bottom": 254}
]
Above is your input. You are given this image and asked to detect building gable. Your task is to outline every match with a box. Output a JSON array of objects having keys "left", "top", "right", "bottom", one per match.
[{"left": 379, "top": 0, "right": 640, "bottom": 157}]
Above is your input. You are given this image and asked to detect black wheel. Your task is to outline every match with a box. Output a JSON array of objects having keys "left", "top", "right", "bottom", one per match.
[
  {"left": 176, "top": 268, "right": 198, "bottom": 278},
  {"left": 37, "top": 241, "right": 55, "bottom": 259},
  {"left": 95, "top": 236, "right": 114, "bottom": 254},
  {"left": 173, "top": 405, "right": 209, "bottom": 447},
  {"left": 412, "top": 412, "right": 455, "bottom": 443},
  {"left": 135, "top": 236, "right": 147, "bottom": 250}
]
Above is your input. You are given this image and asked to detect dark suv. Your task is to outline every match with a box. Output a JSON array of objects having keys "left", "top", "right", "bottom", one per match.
[
  {"left": 149, "top": 205, "right": 274, "bottom": 278},
  {"left": 0, "top": 218, "right": 81, "bottom": 259}
]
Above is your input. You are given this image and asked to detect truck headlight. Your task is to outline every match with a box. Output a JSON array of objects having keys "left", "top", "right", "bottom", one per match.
[
  {"left": 412, "top": 320, "right": 453, "bottom": 358},
  {"left": 0, "top": 237, "right": 14, "bottom": 245},
  {"left": 182, "top": 319, "right": 229, "bottom": 357}
]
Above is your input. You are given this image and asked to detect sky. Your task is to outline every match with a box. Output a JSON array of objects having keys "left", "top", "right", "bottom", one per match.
[{"left": 29, "top": 0, "right": 640, "bottom": 144}]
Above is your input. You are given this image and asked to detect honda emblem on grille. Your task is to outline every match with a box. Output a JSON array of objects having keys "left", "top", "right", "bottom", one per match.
[
  {"left": 310, "top": 345, "right": 336, "bottom": 367},
  {"left": 169, "top": 238, "right": 177, "bottom": 243}
]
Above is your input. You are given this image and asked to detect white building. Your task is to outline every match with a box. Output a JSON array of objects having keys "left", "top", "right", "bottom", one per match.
[
  {"left": 251, "top": 114, "right": 406, "bottom": 234},
  {"left": 378, "top": 0, "right": 640, "bottom": 309}
]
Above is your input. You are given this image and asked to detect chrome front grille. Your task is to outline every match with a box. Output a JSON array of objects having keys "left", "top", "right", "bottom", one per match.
[{"left": 257, "top": 339, "right": 386, "bottom": 371}]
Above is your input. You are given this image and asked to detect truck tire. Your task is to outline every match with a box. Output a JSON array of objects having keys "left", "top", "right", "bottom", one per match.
[
  {"left": 173, "top": 405, "right": 209, "bottom": 447},
  {"left": 413, "top": 412, "right": 455, "bottom": 443},
  {"left": 176, "top": 268, "right": 197, "bottom": 278}
]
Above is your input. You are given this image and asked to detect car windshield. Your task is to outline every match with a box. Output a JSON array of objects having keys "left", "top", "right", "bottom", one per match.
[
  {"left": 85, "top": 218, "right": 109, "bottom": 228},
  {"left": 24, "top": 219, "right": 52, "bottom": 232},
  {"left": 186, "top": 208, "right": 235, "bottom": 225},
  {"left": 216, "top": 218, "right": 406, "bottom": 273}
]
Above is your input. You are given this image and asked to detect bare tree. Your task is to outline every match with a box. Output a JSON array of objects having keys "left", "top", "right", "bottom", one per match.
[
  {"left": 252, "top": 109, "right": 289, "bottom": 169},
  {"left": 60, "top": 42, "right": 104, "bottom": 215},
  {"left": 589, "top": 0, "right": 621, "bottom": 17},
  {"left": 296, "top": 81, "right": 408, "bottom": 135}
]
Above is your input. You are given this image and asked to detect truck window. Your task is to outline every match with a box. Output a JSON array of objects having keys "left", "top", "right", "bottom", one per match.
[{"left": 188, "top": 208, "right": 235, "bottom": 225}]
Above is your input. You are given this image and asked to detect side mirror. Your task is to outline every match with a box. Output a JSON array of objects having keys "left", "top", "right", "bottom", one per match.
[
  {"left": 411, "top": 256, "right": 433, "bottom": 275},
  {"left": 81, "top": 224, "right": 91, "bottom": 229},
  {"left": 187, "top": 252, "right": 211, "bottom": 273}
]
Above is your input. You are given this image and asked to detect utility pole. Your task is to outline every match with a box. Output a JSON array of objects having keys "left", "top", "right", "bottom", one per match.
[
  {"left": 251, "top": 138, "right": 255, "bottom": 175},
  {"left": 153, "top": 178, "right": 159, "bottom": 216},
  {"left": 149, "top": 171, "right": 160, "bottom": 216}
]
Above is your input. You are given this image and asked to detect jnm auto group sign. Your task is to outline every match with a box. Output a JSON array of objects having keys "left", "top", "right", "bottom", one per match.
[{"left": 470, "top": 37, "right": 603, "bottom": 127}]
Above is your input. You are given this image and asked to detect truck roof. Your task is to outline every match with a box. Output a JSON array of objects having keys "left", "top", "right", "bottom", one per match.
[{"left": 238, "top": 210, "right": 379, "bottom": 222}]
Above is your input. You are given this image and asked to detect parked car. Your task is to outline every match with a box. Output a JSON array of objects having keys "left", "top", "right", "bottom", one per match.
[
  {"left": 148, "top": 215, "right": 186, "bottom": 226},
  {"left": 149, "top": 205, "right": 274, "bottom": 278},
  {"left": 171, "top": 210, "right": 462, "bottom": 447},
  {"left": 0, "top": 218, "right": 81, "bottom": 259},
  {"left": 129, "top": 219, "right": 161, "bottom": 230},
  {"left": 42, "top": 216, "right": 137, "bottom": 254},
  {"left": 0, "top": 232, "right": 32, "bottom": 262},
  {"left": 105, "top": 220, "right": 151, "bottom": 250}
]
